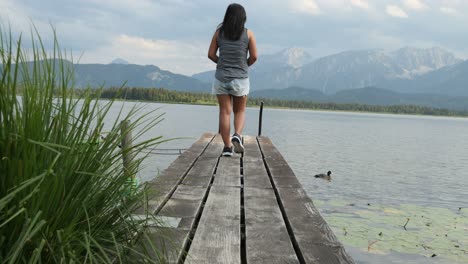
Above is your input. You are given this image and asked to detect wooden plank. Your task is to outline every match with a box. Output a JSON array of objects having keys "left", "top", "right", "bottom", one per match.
[
  {"left": 182, "top": 135, "right": 222, "bottom": 186},
  {"left": 187, "top": 186, "right": 241, "bottom": 264},
  {"left": 244, "top": 187, "right": 299, "bottom": 264},
  {"left": 144, "top": 185, "right": 209, "bottom": 263},
  {"left": 157, "top": 185, "right": 206, "bottom": 228},
  {"left": 257, "top": 136, "right": 289, "bottom": 166},
  {"left": 200, "top": 134, "right": 224, "bottom": 158},
  {"left": 133, "top": 184, "right": 175, "bottom": 215},
  {"left": 243, "top": 135, "right": 262, "bottom": 160},
  {"left": 143, "top": 227, "right": 190, "bottom": 264},
  {"left": 136, "top": 133, "right": 214, "bottom": 214},
  {"left": 267, "top": 163, "right": 296, "bottom": 177},
  {"left": 243, "top": 158, "right": 272, "bottom": 189},
  {"left": 181, "top": 176, "right": 212, "bottom": 187},
  {"left": 213, "top": 156, "right": 240, "bottom": 187},
  {"left": 258, "top": 136, "right": 353, "bottom": 263},
  {"left": 258, "top": 137, "right": 302, "bottom": 189},
  {"left": 182, "top": 158, "right": 217, "bottom": 186},
  {"left": 277, "top": 188, "right": 354, "bottom": 264},
  {"left": 271, "top": 176, "right": 302, "bottom": 188}
]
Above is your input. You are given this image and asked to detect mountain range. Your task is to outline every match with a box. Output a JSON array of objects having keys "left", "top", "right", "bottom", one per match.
[
  {"left": 9, "top": 47, "right": 465, "bottom": 110},
  {"left": 193, "top": 47, "right": 465, "bottom": 96},
  {"left": 72, "top": 62, "right": 208, "bottom": 92}
]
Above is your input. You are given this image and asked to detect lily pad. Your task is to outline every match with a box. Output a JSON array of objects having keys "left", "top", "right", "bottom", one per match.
[{"left": 317, "top": 200, "right": 468, "bottom": 264}]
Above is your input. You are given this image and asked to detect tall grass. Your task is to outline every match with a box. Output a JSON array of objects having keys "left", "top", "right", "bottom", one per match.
[{"left": 0, "top": 27, "right": 167, "bottom": 262}]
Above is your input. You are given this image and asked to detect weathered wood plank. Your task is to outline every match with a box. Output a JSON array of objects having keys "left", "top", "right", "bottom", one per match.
[
  {"left": 146, "top": 185, "right": 209, "bottom": 263},
  {"left": 140, "top": 133, "right": 353, "bottom": 264},
  {"left": 187, "top": 186, "right": 241, "bottom": 264},
  {"left": 136, "top": 133, "right": 214, "bottom": 214},
  {"left": 244, "top": 187, "right": 299, "bottom": 264},
  {"left": 243, "top": 135, "right": 262, "bottom": 160},
  {"left": 157, "top": 185, "right": 207, "bottom": 227},
  {"left": 258, "top": 136, "right": 353, "bottom": 263},
  {"left": 143, "top": 227, "right": 190, "bottom": 264},
  {"left": 182, "top": 134, "right": 223, "bottom": 186},
  {"left": 277, "top": 187, "right": 354, "bottom": 264},
  {"left": 243, "top": 158, "right": 272, "bottom": 188},
  {"left": 257, "top": 136, "right": 287, "bottom": 163},
  {"left": 271, "top": 176, "right": 302, "bottom": 188},
  {"left": 182, "top": 176, "right": 212, "bottom": 187},
  {"left": 258, "top": 137, "right": 303, "bottom": 188},
  {"left": 133, "top": 184, "right": 175, "bottom": 215},
  {"left": 213, "top": 157, "right": 240, "bottom": 187},
  {"left": 199, "top": 134, "right": 224, "bottom": 158},
  {"left": 182, "top": 158, "right": 217, "bottom": 186}
]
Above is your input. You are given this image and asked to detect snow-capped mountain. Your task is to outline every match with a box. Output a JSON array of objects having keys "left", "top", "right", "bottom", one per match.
[
  {"left": 253, "top": 47, "right": 462, "bottom": 94},
  {"left": 388, "top": 47, "right": 460, "bottom": 78},
  {"left": 110, "top": 58, "right": 129, "bottom": 65},
  {"left": 192, "top": 47, "right": 313, "bottom": 83},
  {"left": 252, "top": 47, "right": 313, "bottom": 72}
]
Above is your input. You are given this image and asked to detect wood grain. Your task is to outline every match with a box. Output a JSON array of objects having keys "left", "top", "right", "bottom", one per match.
[
  {"left": 259, "top": 136, "right": 354, "bottom": 264},
  {"left": 140, "top": 133, "right": 354, "bottom": 264},
  {"left": 243, "top": 158, "right": 272, "bottom": 189},
  {"left": 186, "top": 186, "right": 241, "bottom": 264},
  {"left": 244, "top": 187, "right": 299, "bottom": 264},
  {"left": 277, "top": 187, "right": 354, "bottom": 264},
  {"left": 137, "top": 133, "right": 214, "bottom": 214},
  {"left": 213, "top": 156, "right": 240, "bottom": 187},
  {"left": 243, "top": 135, "right": 262, "bottom": 160}
]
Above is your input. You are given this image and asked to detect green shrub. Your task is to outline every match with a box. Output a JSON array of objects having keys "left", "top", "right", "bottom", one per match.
[{"left": 0, "top": 27, "right": 167, "bottom": 263}]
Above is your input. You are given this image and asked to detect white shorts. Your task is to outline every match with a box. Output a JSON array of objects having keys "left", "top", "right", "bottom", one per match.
[{"left": 212, "top": 77, "right": 250, "bottom": 97}]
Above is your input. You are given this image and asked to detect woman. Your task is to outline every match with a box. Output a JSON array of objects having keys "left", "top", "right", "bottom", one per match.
[{"left": 208, "top": 3, "right": 257, "bottom": 157}]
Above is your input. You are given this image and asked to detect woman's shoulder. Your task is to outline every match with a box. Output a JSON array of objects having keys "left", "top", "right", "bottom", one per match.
[{"left": 246, "top": 28, "right": 255, "bottom": 37}]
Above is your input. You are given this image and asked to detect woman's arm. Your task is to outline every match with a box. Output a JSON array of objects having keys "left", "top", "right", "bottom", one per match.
[
  {"left": 208, "top": 31, "right": 219, "bottom": 63},
  {"left": 247, "top": 30, "right": 258, "bottom": 66}
]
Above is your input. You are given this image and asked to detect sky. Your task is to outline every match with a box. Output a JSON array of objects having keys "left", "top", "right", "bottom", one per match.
[{"left": 1, "top": 0, "right": 467, "bottom": 75}]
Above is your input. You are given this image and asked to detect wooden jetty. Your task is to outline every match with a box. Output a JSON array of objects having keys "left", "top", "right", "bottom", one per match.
[{"left": 136, "top": 133, "right": 354, "bottom": 264}]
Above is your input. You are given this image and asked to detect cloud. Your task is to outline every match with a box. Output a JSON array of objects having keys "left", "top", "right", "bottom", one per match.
[
  {"left": 440, "top": 7, "right": 458, "bottom": 15},
  {"left": 350, "top": 0, "right": 369, "bottom": 10},
  {"left": 80, "top": 34, "right": 211, "bottom": 75},
  {"left": 402, "top": 0, "right": 427, "bottom": 10},
  {"left": 3, "top": 0, "right": 468, "bottom": 74},
  {"left": 386, "top": 5, "right": 409, "bottom": 18},
  {"left": 290, "top": 0, "right": 321, "bottom": 15}
]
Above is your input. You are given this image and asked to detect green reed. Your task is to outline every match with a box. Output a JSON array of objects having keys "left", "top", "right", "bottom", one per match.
[{"left": 0, "top": 27, "right": 168, "bottom": 263}]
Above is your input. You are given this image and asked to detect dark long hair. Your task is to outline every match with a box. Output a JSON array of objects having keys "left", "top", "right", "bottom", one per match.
[{"left": 219, "top": 3, "right": 247, "bottom": 41}]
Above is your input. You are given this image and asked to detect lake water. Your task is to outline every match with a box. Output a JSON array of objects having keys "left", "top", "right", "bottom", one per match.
[{"left": 106, "top": 101, "right": 468, "bottom": 264}]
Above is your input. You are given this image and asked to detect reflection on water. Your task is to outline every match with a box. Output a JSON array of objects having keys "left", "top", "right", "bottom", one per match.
[{"left": 105, "top": 101, "right": 468, "bottom": 264}]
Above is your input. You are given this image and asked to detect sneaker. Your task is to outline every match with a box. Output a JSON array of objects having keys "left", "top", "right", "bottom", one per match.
[
  {"left": 231, "top": 133, "right": 244, "bottom": 153},
  {"left": 222, "top": 146, "right": 233, "bottom": 157}
]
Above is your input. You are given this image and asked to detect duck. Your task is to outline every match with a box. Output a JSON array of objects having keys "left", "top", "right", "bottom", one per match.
[{"left": 314, "top": 171, "right": 332, "bottom": 179}]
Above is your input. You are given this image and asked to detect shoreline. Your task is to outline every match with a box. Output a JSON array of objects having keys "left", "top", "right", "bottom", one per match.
[{"left": 105, "top": 98, "right": 468, "bottom": 119}]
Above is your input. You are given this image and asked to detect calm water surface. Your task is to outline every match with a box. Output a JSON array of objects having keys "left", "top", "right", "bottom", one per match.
[{"left": 106, "top": 101, "right": 468, "bottom": 264}]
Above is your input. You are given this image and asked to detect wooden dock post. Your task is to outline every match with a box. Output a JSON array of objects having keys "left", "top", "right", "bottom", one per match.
[
  {"left": 138, "top": 133, "right": 354, "bottom": 263},
  {"left": 258, "top": 101, "right": 264, "bottom": 136}
]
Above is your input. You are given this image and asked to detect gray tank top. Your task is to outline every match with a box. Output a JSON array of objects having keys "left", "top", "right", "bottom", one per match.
[{"left": 215, "top": 28, "right": 249, "bottom": 82}]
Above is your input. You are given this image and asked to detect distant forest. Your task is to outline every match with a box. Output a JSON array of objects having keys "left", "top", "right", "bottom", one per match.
[{"left": 98, "top": 87, "right": 468, "bottom": 117}]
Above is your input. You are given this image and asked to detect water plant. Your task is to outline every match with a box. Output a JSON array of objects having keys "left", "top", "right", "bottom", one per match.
[
  {"left": 0, "top": 26, "right": 167, "bottom": 263},
  {"left": 315, "top": 199, "right": 468, "bottom": 263}
]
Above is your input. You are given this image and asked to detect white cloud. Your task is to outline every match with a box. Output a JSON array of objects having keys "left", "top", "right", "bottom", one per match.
[
  {"left": 440, "top": 7, "right": 458, "bottom": 15},
  {"left": 290, "top": 0, "right": 321, "bottom": 15},
  {"left": 350, "top": 0, "right": 369, "bottom": 10},
  {"left": 386, "top": 5, "right": 409, "bottom": 18},
  {"left": 81, "top": 34, "right": 211, "bottom": 75},
  {"left": 402, "top": 0, "right": 427, "bottom": 10}
]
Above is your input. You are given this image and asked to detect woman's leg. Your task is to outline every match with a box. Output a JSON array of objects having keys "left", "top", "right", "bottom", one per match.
[
  {"left": 217, "top": 94, "right": 232, "bottom": 147},
  {"left": 232, "top": 95, "right": 247, "bottom": 135}
]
